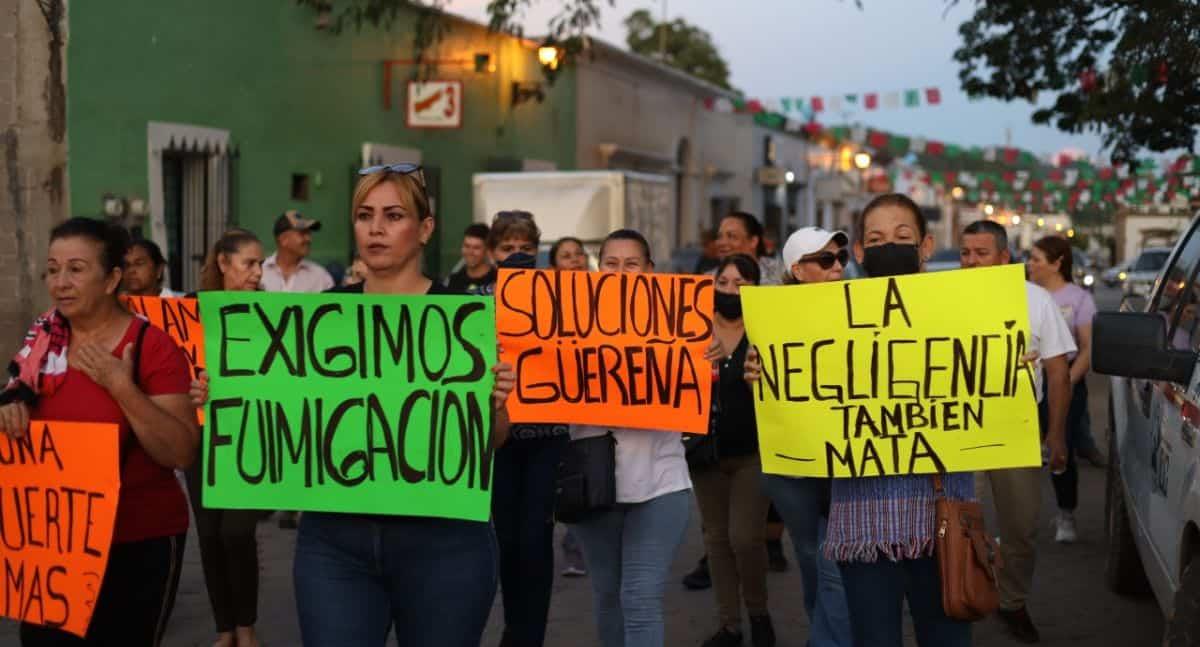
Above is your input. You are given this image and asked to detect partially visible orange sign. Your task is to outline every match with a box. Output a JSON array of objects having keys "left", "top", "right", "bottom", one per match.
[
  {"left": 496, "top": 269, "right": 715, "bottom": 434},
  {"left": 123, "top": 296, "right": 205, "bottom": 422},
  {"left": 0, "top": 421, "right": 120, "bottom": 637}
]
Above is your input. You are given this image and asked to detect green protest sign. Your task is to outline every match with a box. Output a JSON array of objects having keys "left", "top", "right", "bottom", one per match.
[{"left": 198, "top": 291, "right": 497, "bottom": 521}]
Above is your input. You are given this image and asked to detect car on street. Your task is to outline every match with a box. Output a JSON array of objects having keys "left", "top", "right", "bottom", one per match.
[
  {"left": 1122, "top": 247, "right": 1173, "bottom": 296},
  {"left": 1094, "top": 213, "right": 1200, "bottom": 644},
  {"left": 1103, "top": 259, "right": 1133, "bottom": 288},
  {"left": 1074, "top": 248, "right": 1097, "bottom": 291}
]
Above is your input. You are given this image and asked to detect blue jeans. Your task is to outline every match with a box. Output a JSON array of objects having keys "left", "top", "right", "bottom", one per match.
[
  {"left": 570, "top": 489, "right": 691, "bottom": 647},
  {"left": 761, "top": 474, "right": 852, "bottom": 647},
  {"left": 492, "top": 435, "right": 568, "bottom": 647},
  {"left": 293, "top": 512, "right": 497, "bottom": 647},
  {"left": 839, "top": 556, "right": 971, "bottom": 647}
]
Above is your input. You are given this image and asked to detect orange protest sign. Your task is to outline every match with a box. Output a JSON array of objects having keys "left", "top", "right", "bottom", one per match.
[
  {"left": 123, "top": 296, "right": 205, "bottom": 422},
  {"left": 496, "top": 268, "right": 714, "bottom": 433},
  {"left": 0, "top": 420, "right": 120, "bottom": 637}
]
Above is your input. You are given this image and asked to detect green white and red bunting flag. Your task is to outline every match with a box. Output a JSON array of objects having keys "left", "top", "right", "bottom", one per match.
[{"left": 740, "top": 87, "right": 943, "bottom": 116}]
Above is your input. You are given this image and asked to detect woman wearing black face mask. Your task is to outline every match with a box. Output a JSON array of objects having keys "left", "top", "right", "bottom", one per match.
[
  {"left": 691, "top": 253, "right": 777, "bottom": 647},
  {"left": 826, "top": 194, "right": 972, "bottom": 647}
]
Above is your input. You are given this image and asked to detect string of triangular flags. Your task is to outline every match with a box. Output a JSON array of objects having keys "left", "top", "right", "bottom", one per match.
[
  {"left": 810, "top": 123, "right": 1200, "bottom": 212},
  {"left": 703, "top": 87, "right": 942, "bottom": 118}
]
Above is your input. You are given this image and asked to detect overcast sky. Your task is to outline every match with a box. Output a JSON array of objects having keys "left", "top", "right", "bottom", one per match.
[{"left": 451, "top": 0, "right": 1107, "bottom": 161}]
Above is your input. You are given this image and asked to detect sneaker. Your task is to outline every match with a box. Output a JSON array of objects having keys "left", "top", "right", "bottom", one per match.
[
  {"left": 701, "top": 627, "right": 743, "bottom": 647},
  {"left": 749, "top": 615, "right": 776, "bottom": 647},
  {"left": 683, "top": 556, "right": 711, "bottom": 590},
  {"left": 1055, "top": 511, "right": 1077, "bottom": 543},
  {"left": 1079, "top": 445, "right": 1108, "bottom": 468},
  {"left": 766, "top": 540, "right": 788, "bottom": 573},
  {"left": 996, "top": 606, "right": 1041, "bottom": 643}
]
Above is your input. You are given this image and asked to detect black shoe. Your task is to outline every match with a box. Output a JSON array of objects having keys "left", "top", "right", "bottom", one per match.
[
  {"left": 766, "top": 540, "right": 788, "bottom": 573},
  {"left": 997, "top": 606, "right": 1041, "bottom": 643},
  {"left": 683, "top": 556, "right": 711, "bottom": 590},
  {"left": 701, "top": 627, "right": 742, "bottom": 647},
  {"left": 749, "top": 615, "right": 776, "bottom": 647}
]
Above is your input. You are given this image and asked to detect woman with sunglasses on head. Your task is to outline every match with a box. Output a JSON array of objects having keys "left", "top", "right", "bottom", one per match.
[
  {"left": 1, "top": 217, "right": 198, "bottom": 646},
  {"left": 692, "top": 252, "right": 778, "bottom": 647},
  {"left": 183, "top": 228, "right": 267, "bottom": 647},
  {"left": 483, "top": 210, "right": 571, "bottom": 647},
  {"left": 744, "top": 227, "right": 854, "bottom": 647},
  {"left": 291, "top": 164, "right": 516, "bottom": 647}
]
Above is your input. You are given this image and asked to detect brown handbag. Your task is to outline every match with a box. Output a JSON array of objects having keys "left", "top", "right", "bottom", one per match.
[{"left": 933, "top": 473, "right": 1003, "bottom": 621}]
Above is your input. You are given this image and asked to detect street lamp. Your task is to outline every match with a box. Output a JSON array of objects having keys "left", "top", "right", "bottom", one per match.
[
  {"left": 951, "top": 186, "right": 965, "bottom": 200},
  {"left": 853, "top": 152, "right": 872, "bottom": 170},
  {"left": 537, "top": 45, "right": 561, "bottom": 71},
  {"left": 1055, "top": 223, "right": 1064, "bottom": 232},
  {"left": 1011, "top": 214, "right": 1022, "bottom": 225},
  {"left": 983, "top": 204, "right": 995, "bottom": 216}
]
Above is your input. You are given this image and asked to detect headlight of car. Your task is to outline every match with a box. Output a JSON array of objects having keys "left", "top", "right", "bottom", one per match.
[
  {"left": 1118, "top": 271, "right": 1127, "bottom": 281},
  {"left": 1083, "top": 274, "right": 1094, "bottom": 287}
]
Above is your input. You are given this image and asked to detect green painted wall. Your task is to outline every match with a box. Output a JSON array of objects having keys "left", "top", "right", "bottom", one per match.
[{"left": 68, "top": 1, "right": 576, "bottom": 276}]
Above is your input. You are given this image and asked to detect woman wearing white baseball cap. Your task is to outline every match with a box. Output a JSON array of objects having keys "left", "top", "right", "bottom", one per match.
[
  {"left": 779, "top": 226, "right": 850, "bottom": 284},
  {"left": 747, "top": 225, "right": 854, "bottom": 646}
]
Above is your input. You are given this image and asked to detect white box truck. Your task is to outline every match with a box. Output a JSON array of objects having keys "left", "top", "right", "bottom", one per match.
[{"left": 472, "top": 171, "right": 677, "bottom": 270}]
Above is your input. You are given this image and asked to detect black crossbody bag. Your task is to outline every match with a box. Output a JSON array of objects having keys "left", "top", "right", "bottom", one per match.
[{"left": 554, "top": 431, "right": 617, "bottom": 523}]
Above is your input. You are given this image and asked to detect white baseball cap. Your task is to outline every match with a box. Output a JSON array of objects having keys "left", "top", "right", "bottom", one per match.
[{"left": 782, "top": 227, "right": 849, "bottom": 275}]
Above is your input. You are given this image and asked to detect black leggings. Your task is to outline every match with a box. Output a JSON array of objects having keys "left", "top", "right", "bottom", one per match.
[
  {"left": 184, "top": 463, "right": 262, "bottom": 632},
  {"left": 1038, "top": 379, "right": 1087, "bottom": 511},
  {"left": 20, "top": 533, "right": 186, "bottom": 646}
]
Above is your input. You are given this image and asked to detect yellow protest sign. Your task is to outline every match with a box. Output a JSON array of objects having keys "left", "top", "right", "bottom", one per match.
[{"left": 741, "top": 264, "right": 1040, "bottom": 478}]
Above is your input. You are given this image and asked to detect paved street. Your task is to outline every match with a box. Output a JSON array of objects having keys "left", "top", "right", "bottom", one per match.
[{"left": 0, "top": 286, "right": 1165, "bottom": 646}]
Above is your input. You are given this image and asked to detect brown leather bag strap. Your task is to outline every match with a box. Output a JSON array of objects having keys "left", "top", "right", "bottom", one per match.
[{"left": 931, "top": 472, "right": 946, "bottom": 498}]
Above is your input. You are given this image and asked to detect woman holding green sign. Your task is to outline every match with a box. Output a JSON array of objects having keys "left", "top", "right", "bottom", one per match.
[
  {"left": 184, "top": 227, "right": 267, "bottom": 647},
  {"left": 289, "top": 164, "right": 516, "bottom": 647}
]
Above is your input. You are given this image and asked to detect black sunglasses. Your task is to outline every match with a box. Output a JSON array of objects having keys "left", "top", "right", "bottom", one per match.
[
  {"left": 799, "top": 248, "right": 849, "bottom": 270},
  {"left": 358, "top": 163, "right": 426, "bottom": 186}
]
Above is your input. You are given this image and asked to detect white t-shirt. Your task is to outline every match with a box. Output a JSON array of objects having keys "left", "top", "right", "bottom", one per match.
[
  {"left": 260, "top": 254, "right": 334, "bottom": 293},
  {"left": 1026, "top": 281, "right": 1077, "bottom": 402},
  {"left": 569, "top": 425, "right": 692, "bottom": 504}
]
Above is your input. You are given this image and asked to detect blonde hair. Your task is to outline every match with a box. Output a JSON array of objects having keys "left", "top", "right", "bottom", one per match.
[
  {"left": 199, "top": 228, "right": 260, "bottom": 291},
  {"left": 351, "top": 171, "right": 432, "bottom": 222}
]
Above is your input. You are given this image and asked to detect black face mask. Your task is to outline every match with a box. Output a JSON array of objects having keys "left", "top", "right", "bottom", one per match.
[
  {"left": 714, "top": 291, "right": 743, "bottom": 319},
  {"left": 861, "top": 243, "right": 921, "bottom": 278},
  {"left": 499, "top": 252, "right": 537, "bottom": 270}
]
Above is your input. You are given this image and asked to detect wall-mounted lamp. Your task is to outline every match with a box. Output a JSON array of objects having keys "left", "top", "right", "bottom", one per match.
[
  {"left": 512, "top": 81, "right": 545, "bottom": 107},
  {"left": 538, "top": 45, "right": 561, "bottom": 71},
  {"left": 474, "top": 53, "right": 494, "bottom": 73}
]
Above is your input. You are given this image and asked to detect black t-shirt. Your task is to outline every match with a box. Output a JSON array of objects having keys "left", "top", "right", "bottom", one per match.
[
  {"left": 715, "top": 335, "right": 758, "bottom": 458},
  {"left": 328, "top": 279, "right": 458, "bottom": 296},
  {"left": 443, "top": 267, "right": 497, "bottom": 295}
]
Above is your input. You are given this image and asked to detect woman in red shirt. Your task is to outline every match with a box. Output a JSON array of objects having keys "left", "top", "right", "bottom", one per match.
[{"left": 0, "top": 217, "right": 198, "bottom": 646}]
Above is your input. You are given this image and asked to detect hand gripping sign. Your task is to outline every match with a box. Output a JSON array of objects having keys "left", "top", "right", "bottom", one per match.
[
  {"left": 0, "top": 421, "right": 120, "bottom": 637},
  {"left": 741, "top": 264, "right": 1041, "bottom": 478},
  {"left": 198, "top": 291, "right": 497, "bottom": 521},
  {"left": 495, "top": 268, "right": 714, "bottom": 434}
]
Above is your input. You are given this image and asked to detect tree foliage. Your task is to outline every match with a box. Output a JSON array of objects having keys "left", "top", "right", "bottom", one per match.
[
  {"left": 623, "top": 9, "right": 732, "bottom": 90},
  {"left": 952, "top": 0, "right": 1200, "bottom": 163},
  {"left": 295, "top": 0, "right": 611, "bottom": 68}
]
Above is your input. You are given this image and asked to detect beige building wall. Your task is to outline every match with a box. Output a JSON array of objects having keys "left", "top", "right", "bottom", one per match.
[
  {"left": 0, "top": 0, "right": 69, "bottom": 360},
  {"left": 573, "top": 44, "right": 754, "bottom": 250}
]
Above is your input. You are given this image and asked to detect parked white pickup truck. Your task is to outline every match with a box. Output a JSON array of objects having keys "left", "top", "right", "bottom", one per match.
[{"left": 1095, "top": 211, "right": 1200, "bottom": 645}]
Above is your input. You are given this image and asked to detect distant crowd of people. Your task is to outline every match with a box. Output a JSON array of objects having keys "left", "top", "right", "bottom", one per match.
[{"left": 0, "top": 160, "right": 1099, "bottom": 647}]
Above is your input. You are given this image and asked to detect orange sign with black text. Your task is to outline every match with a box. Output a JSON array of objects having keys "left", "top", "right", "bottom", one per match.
[
  {"left": 495, "top": 269, "right": 714, "bottom": 434},
  {"left": 0, "top": 421, "right": 120, "bottom": 637},
  {"left": 122, "top": 296, "right": 204, "bottom": 421}
]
